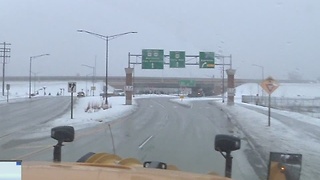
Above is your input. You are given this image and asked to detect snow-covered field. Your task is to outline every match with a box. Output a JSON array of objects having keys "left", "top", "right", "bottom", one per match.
[
  {"left": 1, "top": 80, "right": 320, "bottom": 179},
  {"left": 235, "top": 82, "right": 320, "bottom": 99},
  {"left": 0, "top": 80, "right": 112, "bottom": 100}
]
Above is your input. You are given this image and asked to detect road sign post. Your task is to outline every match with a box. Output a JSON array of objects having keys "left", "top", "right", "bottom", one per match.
[
  {"left": 260, "top": 77, "right": 279, "bottom": 126},
  {"left": 170, "top": 51, "right": 185, "bottom": 68},
  {"left": 142, "top": 49, "right": 164, "bottom": 69},
  {"left": 91, "top": 86, "right": 96, "bottom": 96},
  {"left": 6, "top": 84, "right": 10, "bottom": 102},
  {"left": 68, "top": 82, "right": 76, "bottom": 119}
]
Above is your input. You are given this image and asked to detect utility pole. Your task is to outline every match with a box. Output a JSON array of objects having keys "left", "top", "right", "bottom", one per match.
[{"left": 0, "top": 42, "right": 11, "bottom": 96}]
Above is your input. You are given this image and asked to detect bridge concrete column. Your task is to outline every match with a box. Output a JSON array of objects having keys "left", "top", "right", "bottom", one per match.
[
  {"left": 125, "top": 68, "right": 134, "bottom": 105},
  {"left": 226, "top": 69, "right": 236, "bottom": 106}
]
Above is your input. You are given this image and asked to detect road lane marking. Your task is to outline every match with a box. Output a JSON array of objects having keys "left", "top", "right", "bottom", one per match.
[
  {"left": 75, "top": 126, "right": 105, "bottom": 139},
  {"left": 138, "top": 135, "right": 153, "bottom": 149},
  {"left": 15, "top": 145, "right": 51, "bottom": 149},
  {"left": 151, "top": 99, "right": 165, "bottom": 109},
  {"left": 0, "top": 132, "right": 13, "bottom": 139},
  {"left": 12, "top": 125, "right": 109, "bottom": 160},
  {"left": 13, "top": 145, "right": 52, "bottom": 160}
]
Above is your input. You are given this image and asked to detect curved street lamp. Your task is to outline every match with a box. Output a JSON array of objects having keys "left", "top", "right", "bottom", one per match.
[
  {"left": 77, "top": 29, "right": 137, "bottom": 105},
  {"left": 29, "top": 54, "right": 49, "bottom": 98},
  {"left": 81, "top": 64, "right": 95, "bottom": 96},
  {"left": 252, "top": 64, "right": 265, "bottom": 96},
  {"left": 252, "top": 64, "right": 264, "bottom": 80},
  {"left": 31, "top": 71, "right": 39, "bottom": 95}
]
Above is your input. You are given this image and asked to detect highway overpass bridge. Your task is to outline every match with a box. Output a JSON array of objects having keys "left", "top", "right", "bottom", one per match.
[{"left": 4, "top": 76, "right": 304, "bottom": 95}]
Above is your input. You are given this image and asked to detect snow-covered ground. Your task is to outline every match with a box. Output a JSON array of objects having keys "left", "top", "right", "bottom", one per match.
[
  {"left": 167, "top": 82, "right": 320, "bottom": 180},
  {"left": 235, "top": 82, "right": 320, "bottom": 99},
  {"left": 1, "top": 81, "right": 320, "bottom": 179},
  {"left": 0, "top": 80, "right": 115, "bottom": 102}
]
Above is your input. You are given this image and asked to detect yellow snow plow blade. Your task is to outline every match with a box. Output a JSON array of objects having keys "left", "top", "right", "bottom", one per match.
[{"left": 23, "top": 161, "right": 231, "bottom": 180}]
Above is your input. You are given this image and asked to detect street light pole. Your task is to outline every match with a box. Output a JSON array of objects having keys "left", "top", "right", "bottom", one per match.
[
  {"left": 29, "top": 57, "right": 32, "bottom": 98},
  {"left": 252, "top": 64, "right": 264, "bottom": 80},
  {"left": 105, "top": 37, "right": 109, "bottom": 103},
  {"left": 85, "top": 73, "right": 92, "bottom": 96},
  {"left": 81, "top": 64, "right": 95, "bottom": 96},
  {"left": 29, "top": 54, "right": 49, "bottom": 98},
  {"left": 77, "top": 29, "right": 137, "bottom": 105},
  {"left": 252, "top": 64, "right": 265, "bottom": 96},
  {"left": 31, "top": 72, "right": 38, "bottom": 95}
]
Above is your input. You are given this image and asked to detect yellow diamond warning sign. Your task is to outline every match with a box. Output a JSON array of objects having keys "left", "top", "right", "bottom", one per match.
[{"left": 260, "top": 77, "right": 279, "bottom": 95}]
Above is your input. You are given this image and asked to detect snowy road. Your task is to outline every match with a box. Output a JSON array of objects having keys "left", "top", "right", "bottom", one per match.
[
  {"left": 1, "top": 85, "right": 318, "bottom": 179},
  {"left": 0, "top": 96, "right": 71, "bottom": 160},
  {"left": 0, "top": 97, "right": 259, "bottom": 180},
  {"left": 0, "top": 96, "right": 70, "bottom": 138}
]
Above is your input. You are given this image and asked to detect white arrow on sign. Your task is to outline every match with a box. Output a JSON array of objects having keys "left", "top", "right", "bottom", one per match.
[{"left": 201, "top": 62, "right": 207, "bottom": 68}]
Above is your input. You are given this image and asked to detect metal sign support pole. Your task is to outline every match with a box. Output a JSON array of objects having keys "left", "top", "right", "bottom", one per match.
[
  {"left": 71, "top": 91, "right": 74, "bottom": 119},
  {"left": 261, "top": 77, "right": 279, "bottom": 127},
  {"left": 68, "top": 82, "right": 76, "bottom": 119},
  {"left": 268, "top": 94, "right": 271, "bottom": 126},
  {"left": 2, "top": 43, "right": 5, "bottom": 96},
  {"left": 1, "top": 42, "right": 11, "bottom": 96},
  {"left": 222, "top": 57, "right": 225, "bottom": 103}
]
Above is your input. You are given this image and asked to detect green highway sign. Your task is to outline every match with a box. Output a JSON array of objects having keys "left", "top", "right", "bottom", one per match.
[
  {"left": 179, "top": 80, "right": 196, "bottom": 87},
  {"left": 170, "top": 51, "right": 185, "bottom": 68},
  {"left": 142, "top": 49, "right": 164, "bottom": 69},
  {"left": 199, "top": 52, "right": 215, "bottom": 68}
]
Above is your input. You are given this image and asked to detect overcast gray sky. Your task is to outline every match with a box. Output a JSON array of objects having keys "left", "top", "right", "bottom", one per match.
[{"left": 1, "top": 0, "right": 319, "bottom": 80}]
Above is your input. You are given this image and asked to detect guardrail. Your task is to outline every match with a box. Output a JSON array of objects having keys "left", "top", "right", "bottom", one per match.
[{"left": 242, "top": 95, "right": 320, "bottom": 118}]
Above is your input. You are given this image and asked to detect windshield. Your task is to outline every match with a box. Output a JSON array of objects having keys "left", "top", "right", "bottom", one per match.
[{"left": 0, "top": 0, "right": 319, "bottom": 180}]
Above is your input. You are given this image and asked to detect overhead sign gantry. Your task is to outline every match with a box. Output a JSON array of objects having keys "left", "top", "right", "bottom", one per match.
[
  {"left": 130, "top": 49, "right": 228, "bottom": 69},
  {"left": 125, "top": 49, "right": 233, "bottom": 105}
]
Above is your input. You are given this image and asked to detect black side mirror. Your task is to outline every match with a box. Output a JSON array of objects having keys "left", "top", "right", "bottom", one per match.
[
  {"left": 51, "top": 126, "right": 74, "bottom": 143},
  {"left": 51, "top": 126, "right": 75, "bottom": 162},
  {"left": 215, "top": 134, "right": 240, "bottom": 153},
  {"left": 214, "top": 134, "right": 241, "bottom": 178}
]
